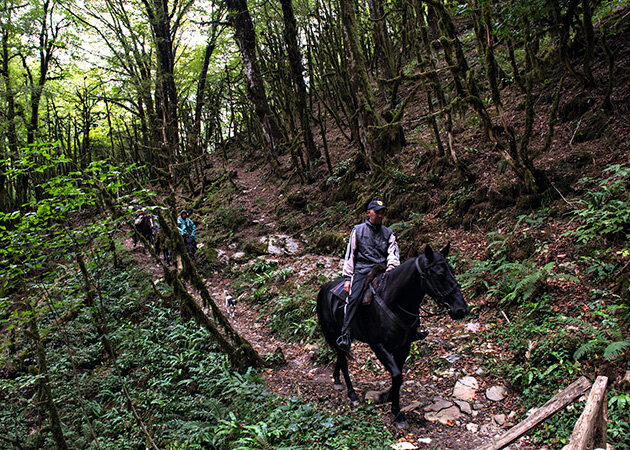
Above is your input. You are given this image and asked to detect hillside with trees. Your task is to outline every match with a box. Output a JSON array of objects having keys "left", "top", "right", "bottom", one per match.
[{"left": 1, "top": 0, "right": 629, "bottom": 448}]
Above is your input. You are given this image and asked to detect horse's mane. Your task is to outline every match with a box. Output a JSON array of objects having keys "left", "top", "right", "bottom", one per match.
[{"left": 375, "top": 257, "right": 419, "bottom": 297}]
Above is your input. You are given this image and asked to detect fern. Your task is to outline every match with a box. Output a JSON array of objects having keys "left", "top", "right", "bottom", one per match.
[
  {"left": 574, "top": 340, "right": 600, "bottom": 361},
  {"left": 507, "top": 262, "right": 556, "bottom": 303},
  {"left": 565, "top": 315, "right": 629, "bottom": 362},
  {"left": 604, "top": 341, "right": 630, "bottom": 361}
]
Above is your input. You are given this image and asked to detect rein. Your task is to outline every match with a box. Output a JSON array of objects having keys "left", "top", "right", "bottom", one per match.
[{"left": 367, "top": 256, "right": 456, "bottom": 338}]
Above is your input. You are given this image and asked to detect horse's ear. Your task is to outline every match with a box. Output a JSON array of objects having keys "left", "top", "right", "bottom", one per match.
[
  {"left": 424, "top": 244, "right": 434, "bottom": 261},
  {"left": 440, "top": 242, "right": 451, "bottom": 257}
]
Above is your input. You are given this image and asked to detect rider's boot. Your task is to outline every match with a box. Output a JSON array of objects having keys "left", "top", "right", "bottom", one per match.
[{"left": 336, "top": 332, "right": 351, "bottom": 352}]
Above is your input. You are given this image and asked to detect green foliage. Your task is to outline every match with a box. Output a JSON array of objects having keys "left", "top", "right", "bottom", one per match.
[
  {"left": 325, "top": 158, "right": 353, "bottom": 186},
  {"left": 608, "top": 390, "right": 630, "bottom": 446},
  {"left": 268, "top": 294, "right": 319, "bottom": 342},
  {"left": 566, "top": 164, "right": 630, "bottom": 244},
  {"left": 480, "top": 307, "right": 586, "bottom": 445},
  {"left": 213, "top": 204, "right": 248, "bottom": 232},
  {"left": 565, "top": 301, "right": 630, "bottom": 362},
  {"left": 1, "top": 258, "right": 392, "bottom": 448}
]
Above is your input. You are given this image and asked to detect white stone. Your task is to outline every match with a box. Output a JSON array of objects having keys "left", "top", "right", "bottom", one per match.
[
  {"left": 486, "top": 385, "right": 508, "bottom": 402},
  {"left": 424, "top": 399, "right": 453, "bottom": 412},
  {"left": 260, "top": 234, "right": 302, "bottom": 256},
  {"left": 493, "top": 414, "right": 506, "bottom": 426},
  {"left": 466, "top": 423, "right": 479, "bottom": 433},
  {"left": 453, "top": 376, "right": 479, "bottom": 401},
  {"left": 232, "top": 251, "right": 247, "bottom": 261},
  {"left": 454, "top": 400, "right": 472, "bottom": 414},
  {"left": 391, "top": 443, "right": 417, "bottom": 450},
  {"left": 400, "top": 401, "right": 424, "bottom": 413}
]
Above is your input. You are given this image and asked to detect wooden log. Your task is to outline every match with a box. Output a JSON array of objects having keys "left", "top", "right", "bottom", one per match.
[
  {"left": 566, "top": 376, "right": 608, "bottom": 450},
  {"left": 478, "top": 376, "right": 591, "bottom": 450}
]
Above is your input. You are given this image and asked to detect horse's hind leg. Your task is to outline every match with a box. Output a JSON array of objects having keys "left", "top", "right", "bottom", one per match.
[{"left": 335, "top": 353, "right": 359, "bottom": 406}]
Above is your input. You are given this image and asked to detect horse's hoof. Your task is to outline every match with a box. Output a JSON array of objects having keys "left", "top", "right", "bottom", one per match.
[
  {"left": 333, "top": 382, "right": 343, "bottom": 391},
  {"left": 351, "top": 399, "right": 360, "bottom": 407}
]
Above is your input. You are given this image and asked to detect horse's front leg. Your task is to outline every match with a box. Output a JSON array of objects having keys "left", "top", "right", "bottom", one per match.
[
  {"left": 370, "top": 343, "right": 407, "bottom": 428},
  {"left": 334, "top": 353, "right": 359, "bottom": 406}
]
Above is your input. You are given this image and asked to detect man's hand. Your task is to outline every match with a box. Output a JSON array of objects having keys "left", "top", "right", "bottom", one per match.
[{"left": 344, "top": 280, "right": 351, "bottom": 293}]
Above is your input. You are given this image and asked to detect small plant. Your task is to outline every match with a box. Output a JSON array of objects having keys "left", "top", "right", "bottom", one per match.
[
  {"left": 566, "top": 164, "right": 630, "bottom": 244},
  {"left": 213, "top": 204, "right": 248, "bottom": 232},
  {"left": 566, "top": 302, "right": 630, "bottom": 362},
  {"left": 608, "top": 390, "right": 630, "bottom": 446}
]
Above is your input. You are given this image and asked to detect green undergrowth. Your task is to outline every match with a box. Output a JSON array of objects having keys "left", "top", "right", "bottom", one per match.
[
  {"left": 0, "top": 259, "right": 392, "bottom": 449},
  {"left": 229, "top": 258, "right": 328, "bottom": 345},
  {"left": 456, "top": 178, "right": 629, "bottom": 448}
]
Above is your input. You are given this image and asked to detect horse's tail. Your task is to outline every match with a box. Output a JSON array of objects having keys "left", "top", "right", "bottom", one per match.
[{"left": 317, "top": 279, "right": 354, "bottom": 358}]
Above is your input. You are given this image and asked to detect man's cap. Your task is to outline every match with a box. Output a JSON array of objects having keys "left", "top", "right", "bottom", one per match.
[
  {"left": 367, "top": 200, "right": 386, "bottom": 211},
  {"left": 181, "top": 209, "right": 188, "bottom": 216}
]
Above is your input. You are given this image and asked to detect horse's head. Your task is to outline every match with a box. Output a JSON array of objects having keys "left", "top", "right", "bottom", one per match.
[{"left": 418, "top": 243, "right": 469, "bottom": 320}]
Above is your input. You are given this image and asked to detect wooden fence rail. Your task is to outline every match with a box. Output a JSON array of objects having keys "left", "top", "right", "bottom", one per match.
[
  {"left": 479, "top": 376, "right": 609, "bottom": 450},
  {"left": 566, "top": 376, "right": 608, "bottom": 450}
]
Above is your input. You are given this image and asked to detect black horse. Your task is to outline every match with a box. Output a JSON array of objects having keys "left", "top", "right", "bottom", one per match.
[{"left": 317, "top": 244, "right": 469, "bottom": 428}]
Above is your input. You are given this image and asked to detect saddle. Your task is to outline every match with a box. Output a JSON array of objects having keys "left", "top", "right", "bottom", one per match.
[{"left": 329, "top": 264, "right": 387, "bottom": 306}]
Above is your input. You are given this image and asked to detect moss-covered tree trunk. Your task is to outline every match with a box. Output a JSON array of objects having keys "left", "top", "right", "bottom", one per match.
[
  {"left": 141, "top": 0, "right": 181, "bottom": 174},
  {"left": 339, "top": 0, "right": 403, "bottom": 174},
  {"left": 225, "top": 0, "right": 283, "bottom": 174},
  {"left": 367, "top": 0, "right": 399, "bottom": 105},
  {"left": 27, "top": 301, "right": 69, "bottom": 449},
  {"left": 0, "top": 26, "right": 18, "bottom": 212}
]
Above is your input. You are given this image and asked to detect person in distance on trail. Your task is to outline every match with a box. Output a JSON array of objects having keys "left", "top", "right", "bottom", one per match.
[
  {"left": 177, "top": 209, "right": 197, "bottom": 259},
  {"left": 336, "top": 200, "right": 400, "bottom": 352}
]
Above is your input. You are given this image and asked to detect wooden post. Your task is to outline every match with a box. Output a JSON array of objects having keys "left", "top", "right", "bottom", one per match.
[
  {"left": 566, "top": 376, "right": 608, "bottom": 450},
  {"left": 478, "top": 376, "right": 591, "bottom": 450}
]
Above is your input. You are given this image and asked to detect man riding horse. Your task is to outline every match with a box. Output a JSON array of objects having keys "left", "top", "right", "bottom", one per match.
[{"left": 337, "top": 200, "right": 429, "bottom": 352}]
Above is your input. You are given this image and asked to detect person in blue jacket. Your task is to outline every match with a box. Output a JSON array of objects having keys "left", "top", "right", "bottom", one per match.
[{"left": 177, "top": 210, "right": 197, "bottom": 258}]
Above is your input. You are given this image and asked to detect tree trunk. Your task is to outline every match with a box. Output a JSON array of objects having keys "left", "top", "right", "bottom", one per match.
[
  {"left": 225, "top": 0, "right": 283, "bottom": 173},
  {"left": 191, "top": 18, "right": 224, "bottom": 157},
  {"left": 280, "top": 0, "right": 320, "bottom": 178},
  {"left": 367, "top": 0, "right": 398, "bottom": 105},
  {"left": 27, "top": 301, "right": 69, "bottom": 449},
  {"left": 0, "top": 27, "right": 18, "bottom": 212},
  {"left": 339, "top": 0, "right": 387, "bottom": 173},
  {"left": 141, "top": 0, "right": 181, "bottom": 175}
]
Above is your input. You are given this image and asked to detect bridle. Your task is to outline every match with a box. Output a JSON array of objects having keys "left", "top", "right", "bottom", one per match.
[
  {"left": 414, "top": 256, "right": 457, "bottom": 316},
  {"left": 367, "top": 256, "right": 459, "bottom": 339}
]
